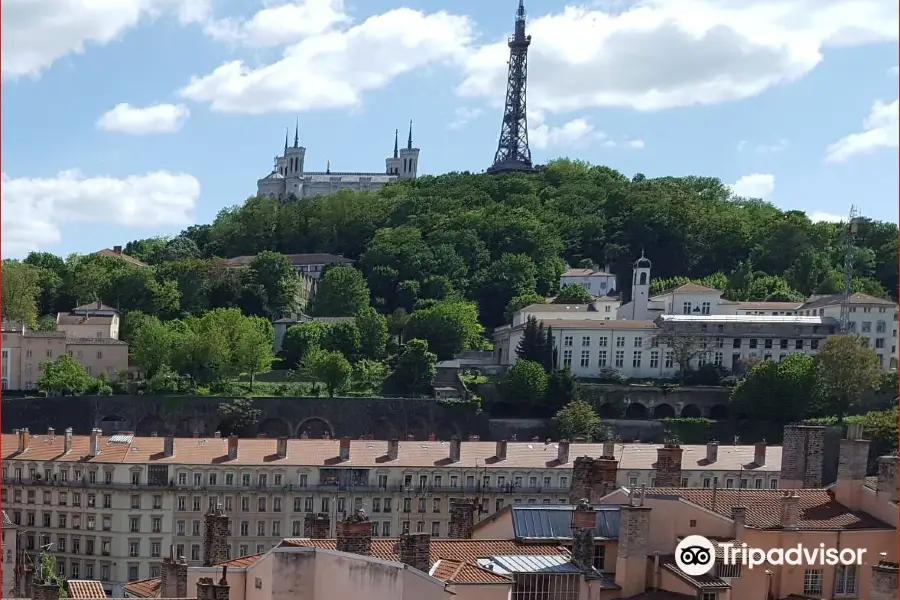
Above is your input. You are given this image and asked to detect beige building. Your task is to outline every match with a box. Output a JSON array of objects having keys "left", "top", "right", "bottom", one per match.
[{"left": 2, "top": 301, "right": 127, "bottom": 390}]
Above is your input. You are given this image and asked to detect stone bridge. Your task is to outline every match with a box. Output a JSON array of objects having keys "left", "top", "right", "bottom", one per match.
[
  {"left": 579, "top": 384, "right": 731, "bottom": 421},
  {"left": 0, "top": 395, "right": 491, "bottom": 439}
]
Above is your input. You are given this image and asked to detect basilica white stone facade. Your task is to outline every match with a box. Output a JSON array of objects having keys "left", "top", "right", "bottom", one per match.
[{"left": 257, "top": 122, "right": 420, "bottom": 200}]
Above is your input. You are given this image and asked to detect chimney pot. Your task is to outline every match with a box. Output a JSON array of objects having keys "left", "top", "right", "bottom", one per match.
[
  {"left": 214, "top": 430, "right": 221, "bottom": 438},
  {"left": 495, "top": 439, "right": 508, "bottom": 460},
  {"left": 339, "top": 437, "right": 351, "bottom": 460},
  {"left": 557, "top": 440, "right": 570, "bottom": 464},
  {"left": 449, "top": 437, "right": 461, "bottom": 463},
  {"left": 47, "top": 427, "right": 55, "bottom": 439},
  {"left": 276, "top": 437, "right": 288, "bottom": 458},
  {"left": 227, "top": 435, "right": 239, "bottom": 460},
  {"left": 387, "top": 439, "right": 399, "bottom": 460},
  {"left": 602, "top": 440, "right": 615, "bottom": 458},
  {"left": 706, "top": 441, "right": 719, "bottom": 463},
  {"left": 88, "top": 428, "right": 101, "bottom": 457},
  {"left": 64, "top": 428, "right": 73, "bottom": 453}
]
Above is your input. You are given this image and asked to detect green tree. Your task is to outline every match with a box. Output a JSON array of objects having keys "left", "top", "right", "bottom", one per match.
[
  {"left": 130, "top": 315, "right": 173, "bottom": 377},
  {"left": 729, "top": 354, "right": 821, "bottom": 422},
  {"left": 303, "top": 348, "right": 352, "bottom": 397},
  {"left": 248, "top": 251, "right": 301, "bottom": 319},
  {"left": 323, "top": 321, "right": 361, "bottom": 359},
  {"left": 553, "top": 284, "right": 593, "bottom": 304},
  {"left": 816, "top": 335, "right": 883, "bottom": 421},
  {"left": 554, "top": 398, "right": 603, "bottom": 441},
  {"left": 350, "top": 359, "right": 388, "bottom": 393},
  {"left": 545, "top": 368, "right": 576, "bottom": 409},
  {"left": 405, "top": 300, "right": 485, "bottom": 360},
  {"left": 2, "top": 260, "right": 41, "bottom": 326},
  {"left": 355, "top": 306, "right": 389, "bottom": 359},
  {"left": 311, "top": 266, "right": 370, "bottom": 316},
  {"left": 384, "top": 339, "right": 437, "bottom": 395},
  {"left": 501, "top": 359, "right": 548, "bottom": 408},
  {"left": 233, "top": 315, "right": 276, "bottom": 390},
  {"left": 217, "top": 397, "right": 262, "bottom": 437},
  {"left": 37, "top": 355, "right": 92, "bottom": 395},
  {"left": 504, "top": 292, "right": 545, "bottom": 323},
  {"left": 281, "top": 321, "right": 329, "bottom": 367},
  {"left": 516, "top": 316, "right": 549, "bottom": 365}
]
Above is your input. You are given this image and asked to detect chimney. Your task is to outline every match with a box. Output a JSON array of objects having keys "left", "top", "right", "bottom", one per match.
[
  {"left": 194, "top": 429, "right": 201, "bottom": 438},
  {"left": 448, "top": 499, "right": 476, "bottom": 539},
  {"left": 780, "top": 492, "right": 800, "bottom": 530},
  {"left": 398, "top": 533, "right": 431, "bottom": 573},
  {"left": 871, "top": 554, "right": 900, "bottom": 600},
  {"left": 468, "top": 434, "right": 480, "bottom": 441},
  {"left": 387, "top": 438, "right": 399, "bottom": 460},
  {"left": 837, "top": 426, "right": 869, "bottom": 482},
  {"left": 495, "top": 440, "right": 508, "bottom": 461},
  {"left": 303, "top": 513, "right": 331, "bottom": 539},
  {"left": 203, "top": 499, "right": 230, "bottom": 566},
  {"left": 227, "top": 435, "right": 239, "bottom": 460},
  {"left": 46, "top": 427, "right": 55, "bottom": 440},
  {"left": 150, "top": 431, "right": 158, "bottom": 437},
  {"left": 276, "top": 437, "right": 288, "bottom": 459},
  {"left": 88, "top": 428, "right": 102, "bottom": 457},
  {"left": 63, "top": 428, "right": 73, "bottom": 454},
  {"left": 13, "top": 429, "right": 22, "bottom": 453},
  {"left": 655, "top": 443, "right": 684, "bottom": 487},
  {"left": 754, "top": 440, "right": 767, "bottom": 466},
  {"left": 196, "top": 566, "right": 230, "bottom": 600},
  {"left": 614, "top": 497, "right": 651, "bottom": 597},
  {"left": 876, "top": 455, "right": 898, "bottom": 504},
  {"left": 449, "top": 436, "right": 461, "bottom": 463},
  {"left": 731, "top": 505, "right": 747, "bottom": 537},
  {"left": 113, "top": 245, "right": 123, "bottom": 254},
  {"left": 163, "top": 436, "right": 175, "bottom": 458},
  {"left": 214, "top": 431, "right": 221, "bottom": 438},
  {"left": 706, "top": 441, "right": 719, "bottom": 464},
  {"left": 780, "top": 425, "right": 826, "bottom": 488},
  {"left": 339, "top": 437, "right": 351, "bottom": 461},
  {"left": 602, "top": 440, "right": 615, "bottom": 458},
  {"left": 31, "top": 580, "right": 60, "bottom": 600},
  {"left": 161, "top": 548, "right": 188, "bottom": 599},
  {"left": 557, "top": 440, "right": 570, "bottom": 464},
  {"left": 570, "top": 500, "right": 596, "bottom": 573},
  {"left": 336, "top": 511, "right": 373, "bottom": 555}
]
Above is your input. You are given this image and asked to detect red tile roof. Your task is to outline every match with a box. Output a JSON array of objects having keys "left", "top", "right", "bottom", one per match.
[
  {"left": 67, "top": 580, "right": 107, "bottom": 599},
  {"left": 94, "top": 248, "right": 147, "bottom": 267},
  {"left": 646, "top": 488, "right": 893, "bottom": 530},
  {"left": 122, "top": 577, "right": 160, "bottom": 598},
  {"left": 281, "top": 538, "right": 570, "bottom": 584}
]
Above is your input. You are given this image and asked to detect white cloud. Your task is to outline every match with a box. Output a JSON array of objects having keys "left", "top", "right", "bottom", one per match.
[
  {"left": 180, "top": 8, "right": 473, "bottom": 114},
  {"left": 529, "top": 112, "right": 644, "bottom": 150},
  {"left": 202, "top": 0, "right": 349, "bottom": 48},
  {"left": 1, "top": 0, "right": 207, "bottom": 79},
  {"left": 729, "top": 173, "right": 775, "bottom": 199},
  {"left": 457, "top": 0, "right": 897, "bottom": 114},
  {"left": 1, "top": 170, "right": 200, "bottom": 257},
  {"left": 808, "top": 211, "right": 844, "bottom": 222},
  {"left": 825, "top": 98, "right": 898, "bottom": 162},
  {"left": 738, "top": 138, "right": 789, "bottom": 154},
  {"left": 96, "top": 103, "right": 190, "bottom": 134},
  {"left": 447, "top": 107, "right": 484, "bottom": 129}
]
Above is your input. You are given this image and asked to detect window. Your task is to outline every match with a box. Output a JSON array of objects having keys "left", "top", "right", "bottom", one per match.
[
  {"left": 563, "top": 336, "right": 573, "bottom": 347},
  {"left": 682, "top": 302, "right": 692, "bottom": 314},
  {"left": 632, "top": 351, "right": 642, "bottom": 368},
  {"left": 634, "top": 336, "right": 643, "bottom": 348},
  {"left": 749, "top": 339, "right": 758, "bottom": 349},
  {"left": 598, "top": 350, "right": 608, "bottom": 367},
  {"left": 664, "top": 352, "right": 674, "bottom": 369},
  {"left": 616, "top": 336, "right": 625, "bottom": 347},
  {"left": 795, "top": 340, "right": 803, "bottom": 350},
  {"left": 382, "top": 522, "right": 391, "bottom": 536},
  {"left": 834, "top": 565, "right": 858, "bottom": 596},
  {"left": 615, "top": 350, "right": 624, "bottom": 368},
  {"left": 129, "top": 541, "right": 140, "bottom": 557},
  {"left": 649, "top": 351, "right": 659, "bottom": 368},
  {"left": 257, "top": 522, "right": 265, "bottom": 536},
  {"left": 598, "top": 336, "right": 608, "bottom": 347},
  {"left": 861, "top": 321, "right": 872, "bottom": 333},
  {"left": 701, "top": 302, "right": 710, "bottom": 315},
  {"left": 580, "top": 350, "right": 590, "bottom": 367},
  {"left": 803, "top": 569, "right": 823, "bottom": 596},
  {"left": 372, "top": 498, "right": 381, "bottom": 513},
  {"left": 581, "top": 336, "right": 590, "bottom": 347},
  {"left": 732, "top": 338, "right": 741, "bottom": 349},
  {"left": 563, "top": 349, "right": 572, "bottom": 367},
  {"left": 191, "top": 544, "right": 201, "bottom": 561}
]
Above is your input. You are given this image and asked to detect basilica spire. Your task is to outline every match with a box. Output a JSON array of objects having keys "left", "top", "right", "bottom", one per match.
[
  {"left": 284, "top": 128, "right": 289, "bottom": 154},
  {"left": 407, "top": 120, "right": 413, "bottom": 150},
  {"left": 393, "top": 129, "right": 399, "bottom": 158},
  {"left": 293, "top": 118, "right": 299, "bottom": 148}
]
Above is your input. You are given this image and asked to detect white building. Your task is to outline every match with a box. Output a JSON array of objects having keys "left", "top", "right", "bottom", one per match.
[
  {"left": 559, "top": 265, "right": 618, "bottom": 297},
  {"left": 257, "top": 122, "right": 420, "bottom": 199}
]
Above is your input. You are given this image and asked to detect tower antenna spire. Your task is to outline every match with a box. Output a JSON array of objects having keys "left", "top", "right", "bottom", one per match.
[
  {"left": 487, "top": 0, "right": 535, "bottom": 174},
  {"left": 839, "top": 205, "right": 860, "bottom": 333},
  {"left": 284, "top": 128, "right": 289, "bottom": 154},
  {"left": 394, "top": 129, "right": 399, "bottom": 158},
  {"left": 294, "top": 118, "right": 299, "bottom": 148},
  {"left": 407, "top": 120, "right": 413, "bottom": 150}
]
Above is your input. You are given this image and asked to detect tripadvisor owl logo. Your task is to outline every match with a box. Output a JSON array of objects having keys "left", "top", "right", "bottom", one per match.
[{"left": 675, "top": 535, "right": 716, "bottom": 576}]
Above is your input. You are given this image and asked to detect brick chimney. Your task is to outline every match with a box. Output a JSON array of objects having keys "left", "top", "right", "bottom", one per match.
[
  {"left": 31, "top": 580, "right": 59, "bottom": 600},
  {"left": 448, "top": 499, "right": 476, "bottom": 539},
  {"left": 196, "top": 566, "right": 230, "bottom": 600},
  {"left": 557, "top": 440, "right": 570, "bottom": 464},
  {"left": 227, "top": 435, "right": 239, "bottom": 460},
  {"left": 113, "top": 245, "right": 123, "bottom": 254},
  {"left": 387, "top": 439, "right": 399, "bottom": 460},
  {"left": 63, "top": 428, "right": 73, "bottom": 454},
  {"left": 163, "top": 436, "right": 175, "bottom": 458},
  {"left": 203, "top": 499, "right": 230, "bottom": 567},
  {"left": 339, "top": 437, "right": 351, "bottom": 461},
  {"left": 88, "top": 428, "right": 102, "bottom": 457},
  {"left": 706, "top": 441, "right": 719, "bottom": 464},
  {"left": 780, "top": 425, "right": 826, "bottom": 488},
  {"left": 871, "top": 554, "right": 899, "bottom": 600},
  {"left": 780, "top": 492, "right": 800, "bottom": 530},
  {"left": 303, "top": 513, "right": 330, "bottom": 539},
  {"left": 754, "top": 440, "right": 767, "bottom": 466},
  {"left": 602, "top": 440, "right": 616, "bottom": 458},
  {"left": 398, "top": 533, "right": 431, "bottom": 573},
  {"left": 570, "top": 500, "right": 596, "bottom": 573},
  {"left": 336, "top": 510, "right": 372, "bottom": 555},
  {"left": 655, "top": 443, "right": 684, "bottom": 487},
  {"left": 161, "top": 547, "right": 188, "bottom": 598},
  {"left": 449, "top": 437, "right": 461, "bottom": 462},
  {"left": 276, "top": 437, "right": 288, "bottom": 459},
  {"left": 876, "top": 455, "right": 898, "bottom": 504},
  {"left": 569, "top": 455, "right": 618, "bottom": 504},
  {"left": 495, "top": 440, "right": 508, "bottom": 461},
  {"left": 614, "top": 490, "right": 651, "bottom": 597}
]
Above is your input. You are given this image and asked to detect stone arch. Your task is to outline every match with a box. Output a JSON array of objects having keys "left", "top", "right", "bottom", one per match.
[
  {"left": 135, "top": 415, "right": 168, "bottom": 437},
  {"left": 99, "top": 414, "right": 128, "bottom": 434},
  {"left": 639, "top": 272, "right": 647, "bottom": 285},
  {"left": 624, "top": 403, "right": 649, "bottom": 419},
  {"left": 296, "top": 417, "right": 335, "bottom": 439},
  {"left": 709, "top": 404, "right": 729, "bottom": 420},
  {"left": 257, "top": 418, "right": 291, "bottom": 439},
  {"left": 680, "top": 404, "right": 702, "bottom": 418},
  {"left": 598, "top": 403, "right": 621, "bottom": 419},
  {"left": 653, "top": 403, "right": 676, "bottom": 419}
]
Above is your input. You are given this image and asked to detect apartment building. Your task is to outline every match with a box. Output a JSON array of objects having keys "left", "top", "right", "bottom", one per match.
[
  {"left": 559, "top": 264, "right": 618, "bottom": 297},
  {"left": 0, "top": 429, "right": 787, "bottom": 595}
]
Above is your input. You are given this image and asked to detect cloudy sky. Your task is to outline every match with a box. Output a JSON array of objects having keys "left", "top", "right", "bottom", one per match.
[{"left": 2, "top": 0, "right": 897, "bottom": 258}]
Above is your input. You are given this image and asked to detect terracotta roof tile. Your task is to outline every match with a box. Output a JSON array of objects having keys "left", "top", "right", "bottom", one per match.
[
  {"left": 67, "top": 580, "right": 107, "bottom": 598},
  {"left": 95, "top": 249, "right": 147, "bottom": 267},
  {"left": 281, "top": 538, "right": 568, "bottom": 584},
  {"left": 122, "top": 577, "right": 160, "bottom": 598},
  {"left": 219, "top": 553, "right": 264, "bottom": 568},
  {"left": 660, "top": 557, "right": 731, "bottom": 589},
  {"left": 644, "top": 488, "right": 893, "bottom": 530},
  {"left": 57, "top": 314, "right": 115, "bottom": 326},
  {"left": 562, "top": 268, "right": 612, "bottom": 277},
  {"left": 0, "top": 435, "right": 780, "bottom": 471}
]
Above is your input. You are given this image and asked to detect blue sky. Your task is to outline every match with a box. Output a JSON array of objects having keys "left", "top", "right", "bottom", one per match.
[{"left": 2, "top": 0, "right": 897, "bottom": 258}]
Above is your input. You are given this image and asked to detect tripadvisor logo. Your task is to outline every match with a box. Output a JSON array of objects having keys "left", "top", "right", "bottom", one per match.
[{"left": 675, "top": 535, "right": 868, "bottom": 576}]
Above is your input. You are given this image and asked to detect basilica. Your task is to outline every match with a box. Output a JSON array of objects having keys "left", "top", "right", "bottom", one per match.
[{"left": 257, "top": 121, "right": 420, "bottom": 199}]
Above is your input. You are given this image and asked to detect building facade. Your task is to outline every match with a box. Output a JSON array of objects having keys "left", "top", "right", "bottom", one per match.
[
  {"left": 257, "top": 123, "right": 419, "bottom": 199},
  {"left": 559, "top": 265, "right": 618, "bottom": 297}
]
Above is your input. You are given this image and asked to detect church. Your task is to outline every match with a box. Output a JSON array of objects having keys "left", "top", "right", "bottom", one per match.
[{"left": 257, "top": 121, "right": 420, "bottom": 199}]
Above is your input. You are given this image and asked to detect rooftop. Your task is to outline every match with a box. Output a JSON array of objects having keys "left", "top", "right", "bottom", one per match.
[
  {"left": 94, "top": 248, "right": 147, "bottom": 267},
  {"left": 0, "top": 435, "right": 781, "bottom": 471},
  {"left": 474, "top": 504, "right": 622, "bottom": 540},
  {"left": 507, "top": 319, "right": 658, "bottom": 332},
  {"left": 562, "top": 267, "right": 612, "bottom": 277},
  {"left": 67, "top": 580, "right": 108, "bottom": 599},
  {"left": 658, "top": 314, "right": 837, "bottom": 325},
  {"left": 802, "top": 292, "right": 896, "bottom": 309}
]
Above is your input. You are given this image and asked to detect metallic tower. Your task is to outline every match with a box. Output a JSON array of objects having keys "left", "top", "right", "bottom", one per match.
[
  {"left": 487, "top": 0, "right": 535, "bottom": 175},
  {"left": 839, "top": 205, "right": 860, "bottom": 333}
]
